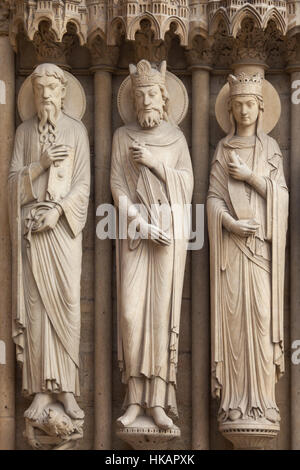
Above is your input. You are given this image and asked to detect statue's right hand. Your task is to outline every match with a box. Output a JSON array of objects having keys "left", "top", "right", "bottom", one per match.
[
  {"left": 134, "top": 216, "right": 171, "bottom": 245},
  {"left": 230, "top": 219, "right": 260, "bottom": 238},
  {"left": 40, "top": 145, "right": 72, "bottom": 170}
]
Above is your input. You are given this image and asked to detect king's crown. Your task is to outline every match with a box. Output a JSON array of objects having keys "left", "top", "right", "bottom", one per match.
[{"left": 129, "top": 60, "right": 166, "bottom": 88}]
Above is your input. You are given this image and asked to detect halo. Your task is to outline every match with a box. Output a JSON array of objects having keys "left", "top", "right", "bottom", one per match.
[
  {"left": 215, "top": 79, "right": 281, "bottom": 135},
  {"left": 18, "top": 70, "right": 86, "bottom": 122},
  {"left": 117, "top": 71, "right": 189, "bottom": 125}
]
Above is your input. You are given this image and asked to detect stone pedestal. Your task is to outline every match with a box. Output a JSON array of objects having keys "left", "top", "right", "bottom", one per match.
[
  {"left": 220, "top": 419, "right": 279, "bottom": 450},
  {"left": 116, "top": 416, "right": 181, "bottom": 450}
]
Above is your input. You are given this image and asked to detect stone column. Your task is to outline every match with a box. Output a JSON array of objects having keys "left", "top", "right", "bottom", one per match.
[
  {"left": 92, "top": 65, "right": 113, "bottom": 450},
  {"left": 287, "top": 49, "right": 300, "bottom": 450},
  {"left": 190, "top": 64, "right": 211, "bottom": 450},
  {"left": 0, "top": 29, "right": 15, "bottom": 449}
]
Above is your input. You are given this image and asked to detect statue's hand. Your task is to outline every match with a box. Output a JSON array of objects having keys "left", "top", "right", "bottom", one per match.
[
  {"left": 230, "top": 219, "right": 260, "bottom": 238},
  {"left": 33, "top": 208, "right": 60, "bottom": 233},
  {"left": 228, "top": 152, "right": 252, "bottom": 182},
  {"left": 130, "top": 142, "right": 154, "bottom": 169},
  {"left": 129, "top": 215, "right": 171, "bottom": 246},
  {"left": 40, "top": 144, "right": 72, "bottom": 170}
]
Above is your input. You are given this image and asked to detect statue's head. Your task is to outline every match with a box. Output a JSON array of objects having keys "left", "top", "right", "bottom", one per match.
[
  {"left": 227, "top": 73, "right": 264, "bottom": 135},
  {"left": 129, "top": 60, "right": 169, "bottom": 129},
  {"left": 31, "top": 63, "right": 67, "bottom": 126}
]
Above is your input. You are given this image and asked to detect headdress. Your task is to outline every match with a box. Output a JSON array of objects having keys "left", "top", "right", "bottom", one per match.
[
  {"left": 129, "top": 60, "right": 166, "bottom": 88},
  {"left": 228, "top": 72, "right": 263, "bottom": 98}
]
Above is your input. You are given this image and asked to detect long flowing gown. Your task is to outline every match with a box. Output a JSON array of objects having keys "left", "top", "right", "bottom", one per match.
[
  {"left": 8, "top": 112, "right": 90, "bottom": 397},
  {"left": 111, "top": 121, "right": 193, "bottom": 417},
  {"left": 207, "top": 133, "right": 288, "bottom": 421}
]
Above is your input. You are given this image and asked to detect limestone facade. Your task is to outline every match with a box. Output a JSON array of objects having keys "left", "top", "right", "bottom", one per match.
[{"left": 0, "top": 0, "right": 299, "bottom": 450}]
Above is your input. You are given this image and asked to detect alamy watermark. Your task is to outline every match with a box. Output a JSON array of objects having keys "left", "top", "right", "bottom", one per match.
[{"left": 96, "top": 197, "right": 204, "bottom": 250}]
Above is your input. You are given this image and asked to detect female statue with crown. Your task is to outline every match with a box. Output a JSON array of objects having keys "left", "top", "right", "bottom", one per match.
[{"left": 207, "top": 72, "right": 288, "bottom": 433}]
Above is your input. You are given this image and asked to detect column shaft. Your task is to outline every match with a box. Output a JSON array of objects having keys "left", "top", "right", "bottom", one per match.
[
  {"left": 93, "top": 69, "right": 113, "bottom": 450},
  {"left": 290, "top": 69, "right": 300, "bottom": 450},
  {"left": 0, "top": 35, "right": 15, "bottom": 450},
  {"left": 191, "top": 67, "right": 210, "bottom": 450}
]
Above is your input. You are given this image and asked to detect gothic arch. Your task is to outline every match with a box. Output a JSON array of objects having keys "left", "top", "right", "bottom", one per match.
[
  {"left": 262, "top": 8, "right": 286, "bottom": 34},
  {"left": 127, "top": 12, "right": 161, "bottom": 41},
  {"left": 107, "top": 16, "right": 126, "bottom": 46},
  {"left": 87, "top": 27, "right": 106, "bottom": 49},
  {"left": 161, "top": 16, "right": 188, "bottom": 46},
  {"left": 231, "top": 5, "right": 263, "bottom": 37},
  {"left": 209, "top": 9, "right": 231, "bottom": 36},
  {"left": 61, "top": 19, "right": 86, "bottom": 46}
]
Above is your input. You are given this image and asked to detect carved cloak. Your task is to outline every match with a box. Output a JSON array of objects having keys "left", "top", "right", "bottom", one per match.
[
  {"left": 8, "top": 113, "right": 90, "bottom": 396},
  {"left": 207, "top": 133, "right": 288, "bottom": 419},
  {"left": 111, "top": 121, "right": 193, "bottom": 416}
]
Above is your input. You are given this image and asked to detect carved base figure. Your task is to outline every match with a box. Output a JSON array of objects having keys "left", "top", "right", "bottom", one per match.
[{"left": 24, "top": 400, "right": 83, "bottom": 450}]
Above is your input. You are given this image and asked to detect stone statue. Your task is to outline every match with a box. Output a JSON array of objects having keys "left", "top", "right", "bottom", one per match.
[
  {"left": 207, "top": 72, "right": 288, "bottom": 447},
  {"left": 8, "top": 63, "right": 90, "bottom": 449},
  {"left": 111, "top": 60, "right": 193, "bottom": 433}
]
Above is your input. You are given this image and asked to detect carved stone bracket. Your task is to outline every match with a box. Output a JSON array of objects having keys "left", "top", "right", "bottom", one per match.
[
  {"left": 116, "top": 416, "right": 181, "bottom": 450},
  {"left": 24, "top": 402, "right": 84, "bottom": 451},
  {"left": 220, "top": 419, "right": 280, "bottom": 450}
]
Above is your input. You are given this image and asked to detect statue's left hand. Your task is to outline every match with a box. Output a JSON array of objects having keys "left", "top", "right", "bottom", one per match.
[
  {"left": 130, "top": 142, "right": 154, "bottom": 169},
  {"left": 228, "top": 152, "right": 252, "bottom": 182},
  {"left": 34, "top": 208, "right": 60, "bottom": 232}
]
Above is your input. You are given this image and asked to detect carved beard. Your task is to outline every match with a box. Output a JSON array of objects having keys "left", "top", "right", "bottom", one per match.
[
  {"left": 37, "top": 103, "right": 59, "bottom": 145},
  {"left": 137, "top": 108, "right": 164, "bottom": 129}
]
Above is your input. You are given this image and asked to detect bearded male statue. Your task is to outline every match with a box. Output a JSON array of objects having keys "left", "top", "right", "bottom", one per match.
[
  {"left": 111, "top": 60, "right": 193, "bottom": 430},
  {"left": 8, "top": 63, "right": 90, "bottom": 431}
]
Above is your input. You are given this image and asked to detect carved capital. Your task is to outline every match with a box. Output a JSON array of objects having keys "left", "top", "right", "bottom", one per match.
[
  {"left": 89, "top": 35, "right": 119, "bottom": 69},
  {"left": 233, "top": 18, "right": 267, "bottom": 65},
  {"left": 186, "top": 35, "right": 213, "bottom": 68},
  {"left": 211, "top": 20, "right": 234, "bottom": 69},
  {"left": 285, "top": 33, "right": 300, "bottom": 70}
]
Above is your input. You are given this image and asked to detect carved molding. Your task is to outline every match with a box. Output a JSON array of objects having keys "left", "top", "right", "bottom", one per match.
[{"left": 5, "top": 1, "right": 300, "bottom": 70}]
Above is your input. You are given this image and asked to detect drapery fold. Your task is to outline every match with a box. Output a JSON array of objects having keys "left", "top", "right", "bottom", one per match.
[
  {"left": 8, "top": 113, "right": 90, "bottom": 395},
  {"left": 111, "top": 121, "right": 193, "bottom": 413},
  {"left": 207, "top": 133, "right": 288, "bottom": 419}
]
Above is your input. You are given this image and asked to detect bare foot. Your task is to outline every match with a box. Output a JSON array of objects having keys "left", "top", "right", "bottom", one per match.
[
  {"left": 265, "top": 409, "right": 280, "bottom": 423},
  {"left": 229, "top": 409, "right": 242, "bottom": 421},
  {"left": 24, "top": 393, "right": 53, "bottom": 421},
  {"left": 57, "top": 392, "right": 84, "bottom": 419},
  {"left": 150, "top": 406, "right": 173, "bottom": 430},
  {"left": 116, "top": 404, "right": 144, "bottom": 428}
]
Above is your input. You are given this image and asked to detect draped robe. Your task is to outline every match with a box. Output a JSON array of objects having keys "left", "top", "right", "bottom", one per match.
[
  {"left": 8, "top": 112, "right": 90, "bottom": 396},
  {"left": 207, "top": 133, "right": 288, "bottom": 421},
  {"left": 111, "top": 121, "right": 193, "bottom": 417}
]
